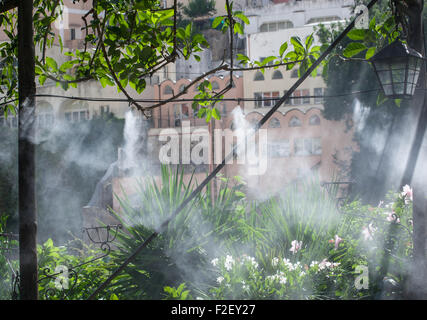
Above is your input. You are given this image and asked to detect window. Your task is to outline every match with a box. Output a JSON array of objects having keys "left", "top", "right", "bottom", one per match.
[
  {"left": 289, "top": 116, "right": 301, "bottom": 127},
  {"left": 291, "top": 90, "right": 302, "bottom": 105},
  {"left": 174, "top": 103, "right": 190, "bottom": 126},
  {"left": 272, "top": 70, "right": 283, "bottom": 79},
  {"left": 302, "top": 89, "right": 310, "bottom": 104},
  {"left": 263, "top": 92, "right": 271, "bottom": 107},
  {"left": 100, "top": 105, "right": 110, "bottom": 114},
  {"left": 163, "top": 85, "right": 174, "bottom": 95},
  {"left": 254, "top": 91, "right": 279, "bottom": 108},
  {"left": 260, "top": 20, "right": 293, "bottom": 32},
  {"left": 37, "top": 113, "right": 54, "bottom": 128},
  {"left": 212, "top": 81, "right": 220, "bottom": 90},
  {"left": 269, "top": 117, "right": 281, "bottom": 128},
  {"left": 271, "top": 91, "right": 280, "bottom": 105},
  {"left": 254, "top": 71, "right": 265, "bottom": 81},
  {"left": 294, "top": 138, "right": 322, "bottom": 156},
  {"left": 179, "top": 84, "right": 186, "bottom": 93},
  {"left": 65, "top": 110, "right": 88, "bottom": 122},
  {"left": 314, "top": 88, "right": 323, "bottom": 104},
  {"left": 291, "top": 69, "right": 299, "bottom": 78},
  {"left": 309, "top": 115, "right": 320, "bottom": 126},
  {"left": 254, "top": 92, "right": 263, "bottom": 108},
  {"left": 70, "top": 28, "right": 76, "bottom": 40},
  {"left": 268, "top": 140, "right": 290, "bottom": 158},
  {"left": 290, "top": 89, "right": 310, "bottom": 105},
  {"left": 306, "top": 16, "right": 341, "bottom": 24}
]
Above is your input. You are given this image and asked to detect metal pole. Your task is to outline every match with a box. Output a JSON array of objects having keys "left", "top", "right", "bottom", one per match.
[
  {"left": 88, "top": 0, "right": 381, "bottom": 299},
  {"left": 18, "top": 0, "right": 38, "bottom": 300}
]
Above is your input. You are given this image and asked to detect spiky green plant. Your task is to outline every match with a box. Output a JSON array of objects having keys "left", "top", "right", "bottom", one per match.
[{"left": 108, "top": 165, "right": 249, "bottom": 299}]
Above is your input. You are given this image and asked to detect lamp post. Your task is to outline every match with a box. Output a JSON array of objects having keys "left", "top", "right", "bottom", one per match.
[{"left": 370, "top": 39, "right": 424, "bottom": 99}]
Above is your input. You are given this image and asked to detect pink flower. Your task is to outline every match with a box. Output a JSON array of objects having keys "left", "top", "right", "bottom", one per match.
[
  {"left": 329, "top": 234, "right": 343, "bottom": 250},
  {"left": 401, "top": 185, "right": 413, "bottom": 202},
  {"left": 290, "top": 240, "right": 302, "bottom": 254}
]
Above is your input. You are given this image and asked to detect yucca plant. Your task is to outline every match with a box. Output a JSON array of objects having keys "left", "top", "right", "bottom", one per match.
[{"left": 108, "top": 165, "right": 250, "bottom": 299}]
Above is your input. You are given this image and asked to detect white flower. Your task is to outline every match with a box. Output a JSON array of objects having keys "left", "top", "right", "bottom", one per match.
[
  {"left": 211, "top": 258, "right": 219, "bottom": 267},
  {"left": 290, "top": 240, "right": 303, "bottom": 254},
  {"left": 224, "top": 255, "right": 235, "bottom": 271},
  {"left": 310, "top": 261, "right": 319, "bottom": 268},
  {"left": 279, "top": 275, "right": 287, "bottom": 285},
  {"left": 271, "top": 257, "right": 279, "bottom": 267},
  {"left": 216, "top": 276, "right": 224, "bottom": 284},
  {"left": 241, "top": 255, "right": 258, "bottom": 268}
]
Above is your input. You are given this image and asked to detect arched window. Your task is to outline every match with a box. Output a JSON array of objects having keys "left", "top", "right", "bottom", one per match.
[
  {"left": 269, "top": 117, "right": 281, "bottom": 128},
  {"left": 289, "top": 116, "right": 302, "bottom": 127},
  {"left": 291, "top": 69, "right": 299, "bottom": 78},
  {"left": 272, "top": 70, "right": 283, "bottom": 80},
  {"left": 179, "top": 84, "right": 186, "bottom": 93},
  {"left": 249, "top": 119, "right": 258, "bottom": 128},
  {"left": 212, "top": 81, "right": 220, "bottom": 90},
  {"left": 309, "top": 115, "right": 321, "bottom": 126},
  {"left": 254, "top": 71, "right": 265, "bottom": 81},
  {"left": 163, "top": 85, "right": 174, "bottom": 95}
]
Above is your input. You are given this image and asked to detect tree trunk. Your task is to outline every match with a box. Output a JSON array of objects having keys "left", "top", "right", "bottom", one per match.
[
  {"left": 18, "top": 0, "right": 38, "bottom": 300},
  {"left": 401, "top": 0, "right": 427, "bottom": 299}
]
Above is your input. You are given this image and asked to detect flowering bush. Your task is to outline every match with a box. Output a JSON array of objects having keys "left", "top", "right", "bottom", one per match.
[{"left": 207, "top": 253, "right": 344, "bottom": 299}]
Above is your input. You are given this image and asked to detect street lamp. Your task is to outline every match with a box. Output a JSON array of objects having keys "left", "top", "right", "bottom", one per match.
[{"left": 370, "top": 39, "right": 424, "bottom": 99}]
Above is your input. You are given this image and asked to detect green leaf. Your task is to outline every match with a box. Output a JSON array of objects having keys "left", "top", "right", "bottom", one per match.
[
  {"left": 212, "top": 107, "right": 221, "bottom": 120},
  {"left": 347, "top": 29, "right": 367, "bottom": 41},
  {"left": 234, "top": 22, "right": 244, "bottom": 35},
  {"left": 290, "top": 36, "right": 304, "bottom": 54},
  {"left": 365, "top": 47, "right": 376, "bottom": 60},
  {"left": 305, "top": 34, "right": 314, "bottom": 50},
  {"left": 212, "top": 16, "right": 224, "bottom": 29},
  {"left": 45, "top": 57, "right": 58, "bottom": 72},
  {"left": 279, "top": 42, "right": 288, "bottom": 57},
  {"left": 234, "top": 12, "right": 250, "bottom": 25},
  {"left": 342, "top": 42, "right": 367, "bottom": 58},
  {"left": 260, "top": 56, "right": 276, "bottom": 66},
  {"left": 39, "top": 74, "right": 47, "bottom": 86}
]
